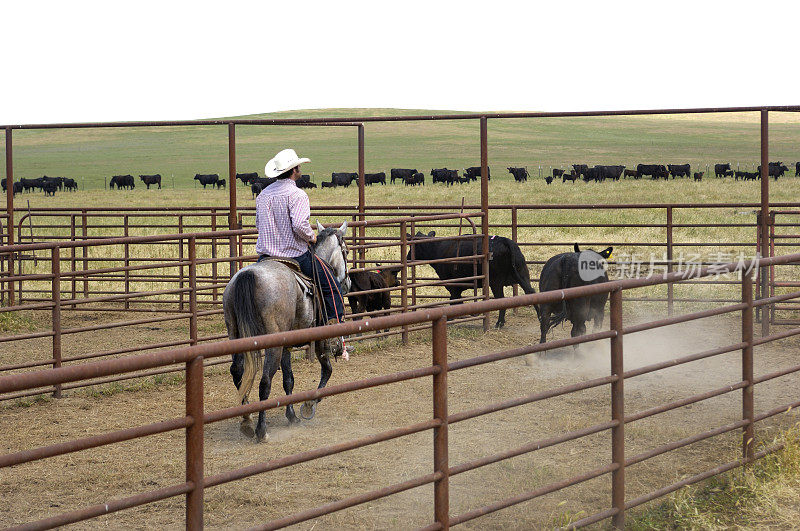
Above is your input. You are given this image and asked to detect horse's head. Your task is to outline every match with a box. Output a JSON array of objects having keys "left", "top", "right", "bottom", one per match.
[{"left": 315, "top": 221, "right": 351, "bottom": 294}]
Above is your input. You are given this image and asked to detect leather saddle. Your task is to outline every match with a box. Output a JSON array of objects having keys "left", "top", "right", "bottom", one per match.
[{"left": 260, "top": 256, "right": 326, "bottom": 326}]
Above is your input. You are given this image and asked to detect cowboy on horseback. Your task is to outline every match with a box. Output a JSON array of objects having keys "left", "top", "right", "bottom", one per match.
[{"left": 255, "top": 148, "right": 350, "bottom": 360}]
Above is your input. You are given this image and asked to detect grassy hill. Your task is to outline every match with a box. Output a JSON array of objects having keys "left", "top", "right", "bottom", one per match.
[{"left": 1, "top": 108, "right": 798, "bottom": 196}]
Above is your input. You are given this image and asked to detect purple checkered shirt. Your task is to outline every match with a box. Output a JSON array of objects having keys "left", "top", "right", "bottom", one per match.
[{"left": 254, "top": 178, "right": 314, "bottom": 258}]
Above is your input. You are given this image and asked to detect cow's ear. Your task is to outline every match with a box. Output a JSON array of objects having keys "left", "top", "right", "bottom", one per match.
[
  {"left": 316, "top": 220, "right": 325, "bottom": 232},
  {"left": 415, "top": 231, "right": 425, "bottom": 237},
  {"left": 600, "top": 247, "right": 613, "bottom": 259},
  {"left": 337, "top": 221, "right": 348, "bottom": 237},
  {"left": 574, "top": 243, "right": 581, "bottom": 253},
  {"left": 428, "top": 231, "right": 436, "bottom": 237}
]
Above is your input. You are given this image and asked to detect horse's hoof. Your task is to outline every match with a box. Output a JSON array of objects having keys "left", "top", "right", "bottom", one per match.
[
  {"left": 299, "top": 401, "right": 316, "bottom": 420},
  {"left": 240, "top": 422, "right": 255, "bottom": 438},
  {"left": 255, "top": 426, "right": 269, "bottom": 443}
]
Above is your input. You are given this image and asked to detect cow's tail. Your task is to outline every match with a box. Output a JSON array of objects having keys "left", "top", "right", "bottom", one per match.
[
  {"left": 509, "top": 241, "right": 541, "bottom": 318},
  {"left": 229, "top": 270, "right": 267, "bottom": 407},
  {"left": 542, "top": 259, "right": 571, "bottom": 332}
]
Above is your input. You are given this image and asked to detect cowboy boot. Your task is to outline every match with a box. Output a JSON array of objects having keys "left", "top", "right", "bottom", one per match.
[{"left": 324, "top": 318, "right": 344, "bottom": 358}]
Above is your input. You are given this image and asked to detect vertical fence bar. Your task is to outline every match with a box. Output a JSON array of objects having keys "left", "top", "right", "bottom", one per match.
[
  {"left": 511, "top": 207, "right": 518, "bottom": 303},
  {"left": 769, "top": 212, "right": 776, "bottom": 324},
  {"left": 123, "top": 215, "right": 130, "bottom": 310},
  {"left": 666, "top": 206, "right": 674, "bottom": 316},
  {"left": 51, "top": 246, "right": 62, "bottom": 398},
  {"left": 760, "top": 110, "right": 770, "bottom": 336},
  {"left": 228, "top": 123, "right": 238, "bottom": 279},
  {"left": 357, "top": 124, "right": 366, "bottom": 265},
  {"left": 185, "top": 351, "right": 204, "bottom": 529},
  {"left": 742, "top": 270, "right": 755, "bottom": 460},
  {"left": 5, "top": 127, "right": 14, "bottom": 307},
  {"left": 179, "top": 216, "right": 185, "bottom": 312},
  {"left": 432, "top": 315, "right": 449, "bottom": 529},
  {"left": 81, "top": 210, "right": 88, "bottom": 299},
  {"left": 351, "top": 215, "right": 358, "bottom": 269},
  {"left": 400, "top": 222, "right": 409, "bottom": 344},
  {"left": 211, "top": 209, "right": 218, "bottom": 302},
  {"left": 410, "top": 218, "right": 417, "bottom": 310},
  {"left": 480, "top": 117, "right": 490, "bottom": 332},
  {"left": 70, "top": 215, "right": 77, "bottom": 307},
  {"left": 237, "top": 213, "right": 244, "bottom": 270},
  {"left": 610, "top": 288, "right": 625, "bottom": 528},
  {"left": 188, "top": 237, "right": 198, "bottom": 346}
]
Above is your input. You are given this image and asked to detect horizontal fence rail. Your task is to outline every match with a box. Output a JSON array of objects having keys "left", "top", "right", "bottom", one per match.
[{"left": 1, "top": 252, "right": 799, "bottom": 529}]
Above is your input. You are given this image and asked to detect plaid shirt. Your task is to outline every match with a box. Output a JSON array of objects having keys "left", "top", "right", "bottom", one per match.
[{"left": 254, "top": 178, "right": 314, "bottom": 258}]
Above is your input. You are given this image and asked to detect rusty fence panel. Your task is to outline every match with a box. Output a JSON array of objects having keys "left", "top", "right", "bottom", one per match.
[{"left": 0, "top": 253, "right": 799, "bottom": 529}]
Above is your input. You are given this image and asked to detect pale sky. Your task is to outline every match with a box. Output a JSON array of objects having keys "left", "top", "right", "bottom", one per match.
[{"left": 3, "top": 1, "right": 798, "bottom": 125}]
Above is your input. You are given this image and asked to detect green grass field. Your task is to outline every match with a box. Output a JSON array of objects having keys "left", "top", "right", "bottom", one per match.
[{"left": 1, "top": 108, "right": 799, "bottom": 197}]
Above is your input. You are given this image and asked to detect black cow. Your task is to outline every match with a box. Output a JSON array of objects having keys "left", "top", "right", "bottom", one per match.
[
  {"left": 715, "top": 163, "right": 732, "bottom": 178},
  {"left": 408, "top": 231, "right": 537, "bottom": 328},
  {"left": 623, "top": 169, "right": 639, "bottom": 179},
  {"left": 508, "top": 167, "right": 529, "bottom": 182},
  {"left": 694, "top": 172, "right": 704, "bottom": 181},
  {"left": 20, "top": 177, "right": 42, "bottom": 192},
  {"left": 796, "top": 162, "right": 800, "bottom": 177},
  {"left": 431, "top": 168, "right": 458, "bottom": 185},
  {"left": 545, "top": 175, "right": 554, "bottom": 185},
  {"left": 215, "top": 179, "right": 226, "bottom": 189},
  {"left": 43, "top": 181, "right": 58, "bottom": 196},
  {"left": 251, "top": 183, "right": 263, "bottom": 197},
  {"left": 13, "top": 182, "right": 22, "bottom": 196},
  {"left": 562, "top": 171, "right": 578, "bottom": 183},
  {"left": 331, "top": 172, "right": 358, "bottom": 187},
  {"left": 321, "top": 181, "right": 335, "bottom": 188},
  {"left": 668, "top": 164, "right": 691, "bottom": 178},
  {"left": 63, "top": 178, "right": 78, "bottom": 191},
  {"left": 757, "top": 162, "right": 790, "bottom": 180},
  {"left": 347, "top": 266, "right": 401, "bottom": 318},
  {"left": 364, "top": 172, "right": 386, "bottom": 185},
  {"left": 110, "top": 175, "right": 135, "bottom": 190},
  {"left": 251, "top": 177, "right": 277, "bottom": 189},
  {"left": 236, "top": 172, "right": 259, "bottom": 185},
  {"left": 42, "top": 176, "right": 64, "bottom": 191},
  {"left": 552, "top": 168, "right": 565, "bottom": 178},
  {"left": 390, "top": 168, "right": 418, "bottom": 184},
  {"left": 736, "top": 171, "right": 759, "bottom": 181},
  {"left": 595, "top": 165, "right": 625, "bottom": 181},
  {"left": 139, "top": 174, "right": 162, "bottom": 189},
  {"left": 572, "top": 164, "right": 590, "bottom": 179},
  {"left": 637, "top": 164, "right": 669, "bottom": 180},
  {"left": 584, "top": 167, "right": 603, "bottom": 182},
  {"left": 463, "top": 166, "right": 489, "bottom": 181},
  {"left": 296, "top": 174, "right": 317, "bottom": 189},
  {"left": 194, "top": 173, "right": 219, "bottom": 188},
  {"left": 403, "top": 172, "right": 425, "bottom": 186},
  {"left": 537, "top": 244, "right": 612, "bottom": 345}
]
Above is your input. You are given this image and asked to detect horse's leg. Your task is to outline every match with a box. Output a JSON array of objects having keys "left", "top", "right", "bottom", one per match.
[
  {"left": 255, "top": 347, "right": 281, "bottom": 443},
  {"left": 281, "top": 347, "right": 299, "bottom": 424},
  {"left": 300, "top": 347, "right": 333, "bottom": 420},
  {"left": 230, "top": 353, "right": 253, "bottom": 435}
]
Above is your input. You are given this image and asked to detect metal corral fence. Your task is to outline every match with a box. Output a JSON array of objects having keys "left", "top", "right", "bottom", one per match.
[
  {"left": 4, "top": 202, "right": 800, "bottom": 318},
  {"left": 1, "top": 254, "right": 799, "bottom": 529},
  {"left": 0, "top": 212, "right": 490, "bottom": 400}
]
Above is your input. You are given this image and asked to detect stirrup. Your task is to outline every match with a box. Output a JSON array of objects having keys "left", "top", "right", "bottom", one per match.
[{"left": 323, "top": 318, "right": 344, "bottom": 358}]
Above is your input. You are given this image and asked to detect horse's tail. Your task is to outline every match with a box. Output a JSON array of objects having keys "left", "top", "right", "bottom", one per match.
[{"left": 229, "top": 269, "right": 266, "bottom": 406}]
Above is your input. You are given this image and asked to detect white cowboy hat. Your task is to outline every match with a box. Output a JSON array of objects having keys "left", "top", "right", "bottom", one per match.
[{"left": 264, "top": 148, "right": 310, "bottom": 178}]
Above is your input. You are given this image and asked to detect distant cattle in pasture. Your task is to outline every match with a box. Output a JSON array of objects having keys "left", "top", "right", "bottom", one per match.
[
  {"left": 757, "top": 162, "right": 789, "bottom": 180},
  {"left": 215, "top": 179, "right": 226, "bottom": 189},
  {"left": 321, "top": 181, "right": 335, "bottom": 188},
  {"left": 296, "top": 175, "right": 316, "bottom": 188},
  {"left": 508, "top": 167, "right": 529, "bottom": 182},
  {"left": 796, "top": 162, "right": 800, "bottom": 177},
  {"left": 562, "top": 171, "right": 578, "bottom": 183},
  {"left": 715, "top": 163, "right": 733, "bottom": 178},
  {"left": 236, "top": 172, "right": 259, "bottom": 185},
  {"left": 63, "top": 178, "right": 78, "bottom": 191},
  {"left": 403, "top": 172, "right": 425, "bottom": 186},
  {"left": 545, "top": 175, "right": 554, "bottom": 185},
  {"left": 331, "top": 172, "right": 358, "bottom": 187},
  {"left": 552, "top": 168, "right": 565, "bottom": 178},
  {"left": 194, "top": 173, "right": 219, "bottom": 188},
  {"left": 431, "top": 168, "right": 458, "bottom": 185},
  {"left": 139, "top": 174, "right": 162, "bottom": 189},
  {"left": 390, "top": 168, "right": 418, "bottom": 184},
  {"left": 637, "top": 164, "right": 669, "bottom": 180},
  {"left": 572, "top": 164, "right": 589, "bottom": 179},
  {"left": 251, "top": 183, "right": 263, "bottom": 197},
  {"left": 463, "top": 166, "right": 489, "bottom": 181},
  {"left": 110, "top": 175, "right": 135, "bottom": 190},
  {"left": 668, "top": 164, "right": 691, "bottom": 178},
  {"left": 364, "top": 172, "right": 386, "bottom": 185},
  {"left": 694, "top": 172, "right": 704, "bottom": 181},
  {"left": 623, "top": 169, "right": 639, "bottom": 179},
  {"left": 42, "top": 181, "right": 58, "bottom": 196}
]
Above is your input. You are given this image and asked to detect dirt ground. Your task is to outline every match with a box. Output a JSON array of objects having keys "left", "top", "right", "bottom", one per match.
[{"left": 1, "top": 306, "right": 799, "bottom": 530}]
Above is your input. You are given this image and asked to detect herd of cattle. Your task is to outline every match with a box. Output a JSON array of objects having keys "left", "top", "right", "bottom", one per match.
[
  {"left": 546, "top": 161, "right": 798, "bottom": 184},
  {"left": 2, "top": 176, "right": 79, "bottom": 196}
]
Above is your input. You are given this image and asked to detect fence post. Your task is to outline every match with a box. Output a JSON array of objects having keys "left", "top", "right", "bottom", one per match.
[
  {"left": 5, "top": 127, "right": 14, "bottom": 307},
  {"left": 432, "top": 315, "right": 449, "bottom": 529},
  {"left": 185, "top": 348, "right": 204, "bottom": 529},
  {"left": 742, "top": 269, "right": 755, "bottom": 460},
  {"left": 189, "top": 237, "right": 198, "bottom": 346},
  {"left": 123, "top": 215, "right": 130, "bottom": 310},
  {"left": 81, "top": 210, "right": 88, "bottom": 299},
  {"left": 666, "top": 206, "right": 674, "bottom": 316},
  {"left": 610, "top": 288, "right": 625, "bottom": 528},
  {"left": 769, "top": 212, "right": 776, "bottom": 324},
  {"left": 178, "top": 216, "right": 185, "bottom": 312},
  {"left": 511, "top": 207, "right": 518, "bottom": 303},
  {"left": 400, "top": 222, "right": 409, "bottom": 344},
  {"left": 70, "top": 214, "right": 77, "bottom": 307},
  {"left": 51, "top": 246, "right": 62, "bottom": 399},
  {"left": 480, "top": 117, "right": 490, "bottom": 332},
  {"left": 357, "top": 124, "right": 366, "bottom": 265},
  {"left": 759, "top": 110, "right": 770, "bottom": 337},
  {"left": 211, "top": 209, "right": 218, "bottom": 302},
  {"left": 228, "top": 122, "right": 238, "bottom": 281},
  {"left": 410, "top": 218, "right": 417, "bottom": 310}
]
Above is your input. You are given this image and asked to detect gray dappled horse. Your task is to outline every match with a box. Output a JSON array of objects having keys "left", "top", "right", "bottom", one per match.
[{"left": 223, "top": 221, "right": 351, "bottom": 442}]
